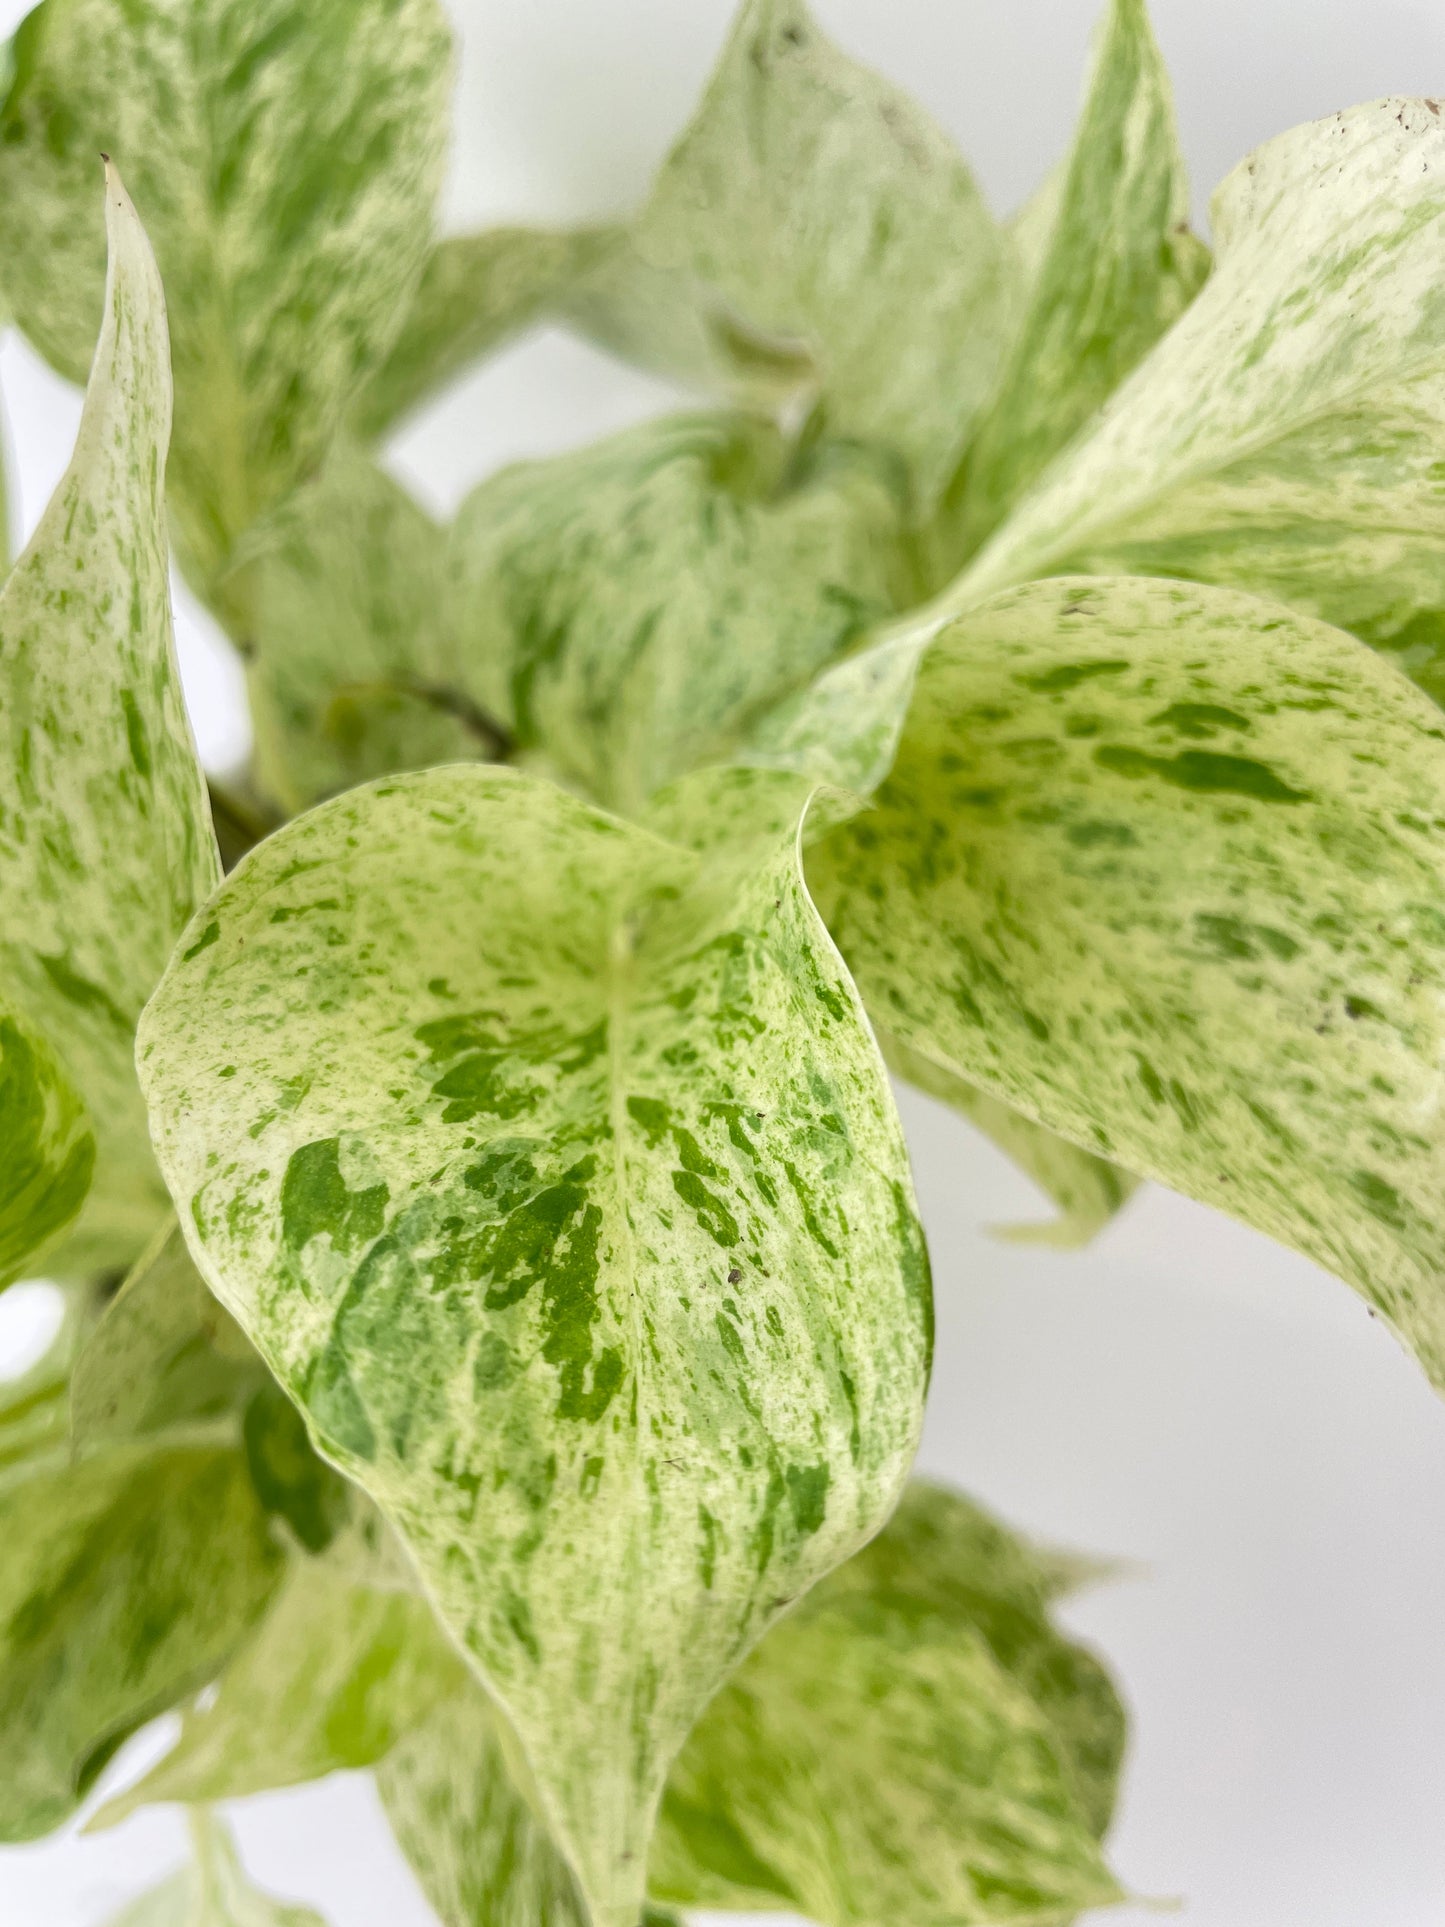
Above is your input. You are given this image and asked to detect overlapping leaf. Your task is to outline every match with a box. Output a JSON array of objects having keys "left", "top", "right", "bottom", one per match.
[
  {"left": 107, "top": 1811, "right": 326, "bottom": 1927},
  {"left": 0, "top": 0, "right": 452, "bottom": 600},
  {"left": 95, "top": 1517, "right": 464, "bottom": 1823},
  {"left": 137, "top": 763, "right": 930, "bottom": 1924},
  {"left": 952, "top": 98, "right": 1445, "bottom": 699},
  {"left": 243, "top": 447, "right": 488, "bottom": 816},
  {"left": 811, "top": 575, "right": 1445, "bottom": 1384},
  {"left": 447, "top": 413, "right": 911, "bottom": 815},
  {"left": 882, "top": 1030, "right": 1139, "bottom": 1249},
  {"left": 0, "top": 168, "right": 216, "bottom": 1285},
  {"left": 945, "top": 0, "right": 1209, "bottom": 559},
  {"left": 0, "top": 1439, "right": 283, "bottom": 1840},
  {"left": 621, "top": 0, "right": 1016, "bottom": 501},
  {"left": 651, "top": 1481, "right": 1125, "bottom": 1923}
]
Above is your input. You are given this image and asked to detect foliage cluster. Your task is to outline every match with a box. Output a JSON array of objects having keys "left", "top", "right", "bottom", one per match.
[{"left": 3, "top": 0, "right": 1445, "bottom": 1920}]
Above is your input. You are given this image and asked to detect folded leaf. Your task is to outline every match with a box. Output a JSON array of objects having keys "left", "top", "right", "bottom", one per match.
[
  {"left": 0, "top": 0, "right": 452, "bottom": 600},
  {"left": 651, "top": 1481, "right": 1125, "bottom": 1923},
  {"left": 954, "top": 98, "right": 1445, "bottom": 697},
  {"left": 881, "top": 1029, "right": 1139, "bottom": 1249},
  {"left": 0, "top": 166, "right": 217, "bottom": 1284},
  {"left": 947, "top": 0, "right": 1209, "bottom": 559},
  {"left": 136, "top": 764, "right": 930, "bottom": 1925},
  {"left": 628, "top": 0, "right": 1016, "bottom": 501},
  {"left": 107, "top": 1811, "right": 326, "bottom": 1927},
  {"left": 447, "top": 413, "right": 910, "bottom": 815},
  {"left": 243, "top": 446, "right": 488, "bottom": 816},
  {"left": 0, "top": 1441, "right": 283, "bottom": 1839},
  {"left": 95, "top": 1518, "right": 465, "bottom": 1825},
  {"left": 811, "top": 575, "right": 1445, "bottom": 1385}
]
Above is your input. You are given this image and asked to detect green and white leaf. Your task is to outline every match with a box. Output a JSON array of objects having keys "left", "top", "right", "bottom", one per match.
[
  {"left": 0, "top": 167, "right": 216, "bottom": 1285},
  {"left": 882, "top": 1029, "right": 1139, "bottom": 1249},
  {"left": 0, "top": 1439, "right": 283, "bottom": 1839},
  {"left": 651, "top": 1481, "right": 1125, "bottom": 1923},
  {"left": 243, "top": 445, "right": 487, "bottom": 816},
  {"left": 0, "top": 0, "right": 452, "bottom": 599},
  {"left": 947, "top": 0, "right": 1209, "bottom": 557},
  {"left": 95, "top": 1516, "right": 464, "bottom": 1824},
  {"left": 137, "top": 763, "right": 931, "bottom": 1925},
  {"left": 377, "top": 1690, "right": 591, "bottom": 1927},
  {"left": 447, "top": 413, "right": 911, "bottom": 815},
  {"left": 810, "top": 574, "right": 1445, "bottom": 1385},
  {"left": 628, "top": 0, "right": 1016, "bottom": 501},
  {"left": 953, "top": 98, "right": 1445, "bottom": 698},
  {"left": 107, "top": 1811, "right": 326, "bottom": 1927},
  {"left": 71, "top": 1223, "right": 263, "bottom": 1453}
]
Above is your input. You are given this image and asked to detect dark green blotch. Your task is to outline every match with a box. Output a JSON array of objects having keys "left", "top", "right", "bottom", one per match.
[
  {"left": 1149, "top": 701, "right": 1253, "bottom": 738},
  {"left": 1096, "top": 745, "right": 1307, "bottom": 803},
  {"left": 280, "top": 1138, "right": 388, "bottom": 1254},
  {"left": 181, "top": 920, "right": 220, "bottom": 963},
  {"left": 1022, "top": 659, "right": 1130, "bottom": 694},
  {"left": 784, "top": 1462, "right": 830, "bottom": 1537},
  {"left": 243, "top": 1381, "right": 348, "bottom": 1552}
]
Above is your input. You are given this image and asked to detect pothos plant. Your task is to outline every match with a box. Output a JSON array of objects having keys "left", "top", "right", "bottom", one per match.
[{"left": 1, "top": 0, "right": 1443, "bottom": 1919}]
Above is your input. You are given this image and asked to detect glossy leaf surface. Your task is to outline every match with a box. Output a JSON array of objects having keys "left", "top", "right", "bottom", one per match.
[
  {"left": 137, "top": 764, "right": 930, "bottom": 1924},
  {"left": 812, "top": 575, "right": 1445, "bottom": 1384}
]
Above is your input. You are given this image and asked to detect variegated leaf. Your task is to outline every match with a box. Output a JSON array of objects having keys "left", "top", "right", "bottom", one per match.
[
  {"left": 0, "top": 0, "right": 452, "bottom": 601},
  {"left": 94, "top": 1516, "right": 464, "bottom": 1825},
  {"left": 628, "top": 0, "right": 1016, "bottom": 501},
  {"left": 136, "top": 764, "right": 930, "bottom": 1925},
  {"left": 71, "top": 1224, "right": 264, "bottom": 1453},
  {"left": 243, "top": 446, "right": 488, "bottom": 816},
  {"left": 651, "top": 1481, "right": 1125, "bottom": 1923},
  {"left": 952, "top": 98, "right": 1445, "bottom": 697},
  {"left": 881, "top": 1029, "right": 1139, "bottom": 1249},
  {"left": 0, "top": 167, "right": 216, "bottom": 1285},
  {"left": 946, "top": 0, "right": 1209, "bottom": 558},
  {"left": 810, "top": 575, "right": 1445, "bottom": 1385},
  {"left": 378, "top": 1691, "right": 590, "bottom": 1927},
  {"left": 106, "top": 1811, "right": 325, "bottom": 1927},
  {"left": 0, "top": 1438, "right": 283, "bottom": 1839},
  {"left": 446, "top": 413, "right": 910, "bottom": 816}
]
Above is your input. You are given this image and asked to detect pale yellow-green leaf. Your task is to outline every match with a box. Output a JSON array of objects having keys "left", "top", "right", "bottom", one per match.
[
  {"left": 70, "top": 1223, "right": 263, "bottom": 1453},
  {"left": 811, "top": 575, "right": 1445, "bottom": 1386},
  {"left": 136, "top": 763, "right": 930, "bottom": 1925},
  {"left": 0, "top": 167, "right": 217, "bottom": 1285},
  {"left": 0, "top": 0, "right": 452, "bottom": 599},
  {"left": 243, "top": 446, "right": 488, "bottom": 816},
  {"left": 0, "top": 1440, "right": 283, "bottom": 1839},
  {"left": 94, "top": 1517, "right": 465, "bottom": 1825},
  {"left": 947, "top": 0, "right": 1209, "bottom": 558},
  {"left": 353, "top": 224, "right": 613, "bottom": 438},
  {"left": 652, "top": 1481, "right": 1125, "bottom": 1924},
  {"left": 951, "top": 98, "right": 1445, "bottom": 696},
  {"left": 107, "top": 1811, "right": 326, "bottom": 1927},
  {"left": 628, "top": 0, "right": 1016, "bottom": 501},
  {"left": 881, "top": 1028, "right": 1139, "bottom": 1249},
  {"left": 446, "top": 413, "right": 911, "bottom": 816}
]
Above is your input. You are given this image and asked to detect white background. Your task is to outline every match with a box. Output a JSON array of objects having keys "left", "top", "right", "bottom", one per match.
[{"left": 2, "top": 1, "right": 1445, "bottom": 1922}]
